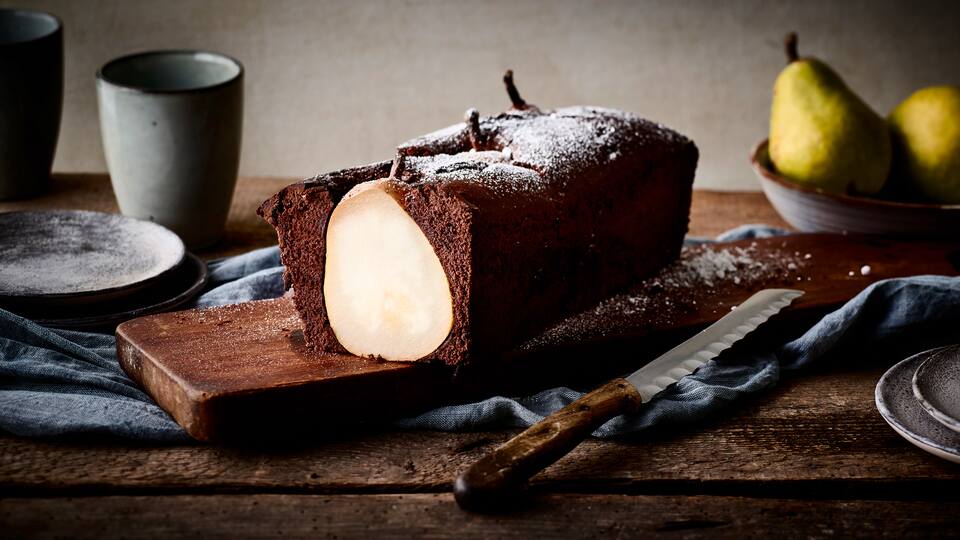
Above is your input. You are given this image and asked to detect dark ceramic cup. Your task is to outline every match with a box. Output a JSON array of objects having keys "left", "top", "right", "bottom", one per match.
[{"left": 0, "top": 9, "right": 63, "bottom": 200}]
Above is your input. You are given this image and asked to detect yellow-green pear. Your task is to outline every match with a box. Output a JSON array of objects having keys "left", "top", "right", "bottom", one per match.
[
  {"left": 889, "top": 85, "right": 960, "bottom": 204},
  {"left": 769, "top": 33, "right": 891, "bottom": 195}
]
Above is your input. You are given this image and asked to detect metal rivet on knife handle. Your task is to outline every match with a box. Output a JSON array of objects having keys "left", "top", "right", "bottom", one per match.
[{"left": 453, "top": 378, "right": 643, "bottom": 512}]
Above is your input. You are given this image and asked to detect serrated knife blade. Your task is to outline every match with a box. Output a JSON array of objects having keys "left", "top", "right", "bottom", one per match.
[
  {"left": 455, "top": 288, "right": 804, "bottom": 512},
  {"left": 628, "top": 288, "right": 804, "bottom": 402}
]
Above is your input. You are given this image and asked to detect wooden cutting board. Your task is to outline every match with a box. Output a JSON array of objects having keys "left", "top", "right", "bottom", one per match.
[{"left": 116, "top": 234, "right": 960, "bottom": 441}]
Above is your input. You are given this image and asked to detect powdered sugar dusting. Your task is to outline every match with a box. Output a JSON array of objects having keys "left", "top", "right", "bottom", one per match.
[
  {"left": 0, "top": 210, "right": 185, "bottom": 296},
  {"left": 396, "top": 105, "right": 691, "bottom": 198},
  {"left": 521, "top": 243, "right": 808, "bottom": 351},
  {"left": 491, "top": 106, "right": 686, "bottom": 184},
  {"left": 404, "top": 150, "right": 544, "bottom": 196}
]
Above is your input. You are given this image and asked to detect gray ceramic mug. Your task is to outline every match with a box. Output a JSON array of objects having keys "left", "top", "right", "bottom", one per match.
[
  {"left": 96, "top": 50, "right": 243, "bottom": 249},
  {"left": 0, "top": 9, "right": 63, "bottom": 200}
]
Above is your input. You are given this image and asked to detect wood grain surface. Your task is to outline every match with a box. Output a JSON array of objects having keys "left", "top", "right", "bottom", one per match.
[
  {"left": 3, "top": 367, "right": 959, "bottom": 496},
  {"left": 3, "top": 493, "right": 959, "bottom": 539},
  {"left": 3, "top": 175, "right": 959, "bottom": 538}
]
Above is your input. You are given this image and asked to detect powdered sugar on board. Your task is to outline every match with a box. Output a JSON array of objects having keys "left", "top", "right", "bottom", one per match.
[
  {"left": 521, "top": 242, "right": 808, "bottom": 351},
  {"left": 167, "top": 300, "right": 307, "bottom": 380}
]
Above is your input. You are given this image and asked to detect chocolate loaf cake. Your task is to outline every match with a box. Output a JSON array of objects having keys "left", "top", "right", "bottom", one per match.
[{"left": 259, "top": 73, "right": 698, "bottom": 366}]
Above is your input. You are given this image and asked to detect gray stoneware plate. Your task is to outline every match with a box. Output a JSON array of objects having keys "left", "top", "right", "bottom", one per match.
[
  {"left": 875, "top": 347, "right": 960, "bottom": 464},
  {"left": 0, "top": 210, "right": 185, "bottom": 307},
  {"left": 912, "top": 344, "right": 960, "bottom": 434},
  {"left": 31, "top": 252, "right": 208, "bottom": 330},
  {"left": 751, "top": 140, "right": 960, "bottom": 238}
]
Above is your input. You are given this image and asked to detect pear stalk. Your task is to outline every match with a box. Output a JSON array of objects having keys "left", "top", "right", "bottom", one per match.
[
  {"left": 465, "top": 108, "right": 483, "bottom": 150},
  {"left": 503, "top": 69, "right": 527, "bottom": 109},
  {"left": 389, "top": 153, "right": 406, "bottom": 179},
  {"left": 785, "top": 32, "right": 799, "bottom": 64}
]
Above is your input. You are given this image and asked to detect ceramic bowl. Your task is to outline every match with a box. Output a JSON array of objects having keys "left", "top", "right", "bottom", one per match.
[
  {"left": 876, "top": 347, "right": 960, "bottom": 465},
  {"left": 750, "top": 140, "right": 960, "bottom": 238},
  {"left": 912, "top": 345, "right": 960, "bottom": 434}
]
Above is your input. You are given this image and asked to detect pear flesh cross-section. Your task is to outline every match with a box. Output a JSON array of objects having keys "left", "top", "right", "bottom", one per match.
[{"left": 323, "top": 180, "right": 454, "bottom": 361}]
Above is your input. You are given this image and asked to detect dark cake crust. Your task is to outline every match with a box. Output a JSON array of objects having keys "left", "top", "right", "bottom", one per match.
[{"left": 260, "top": 106, "right": 698, "bottom": 366}]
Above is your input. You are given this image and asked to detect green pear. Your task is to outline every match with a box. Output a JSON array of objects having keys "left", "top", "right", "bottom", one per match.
[
  {"left": 889, "top": 85, "right": 960, "bottom": 204},
  {"left": 769, "top": 33, "right": 891, "bottom": 195}
]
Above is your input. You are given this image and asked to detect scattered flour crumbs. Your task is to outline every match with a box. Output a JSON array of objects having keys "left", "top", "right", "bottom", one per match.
[{"left": 522, "top": 242, "right": 809, "bottom": 351}]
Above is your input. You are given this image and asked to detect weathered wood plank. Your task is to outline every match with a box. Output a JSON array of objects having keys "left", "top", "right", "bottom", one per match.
[
  {"left": 3, "top": 367, "right": 958, "bottom": 497},
  {"left": 2, "top": 493, "right": 959, "bottom": 539},
  {"left": 689, "top": 190, "right": 789, "bottom": 237}
]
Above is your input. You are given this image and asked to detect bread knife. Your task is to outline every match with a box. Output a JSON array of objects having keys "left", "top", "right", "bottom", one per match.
[{"left": 454, "top": 288, "right": 804, "bottom": 511}]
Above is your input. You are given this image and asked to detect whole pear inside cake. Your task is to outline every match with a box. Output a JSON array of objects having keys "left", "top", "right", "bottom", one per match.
[{"left": 324, "top": 180, "right": 453, "bottom": 361}]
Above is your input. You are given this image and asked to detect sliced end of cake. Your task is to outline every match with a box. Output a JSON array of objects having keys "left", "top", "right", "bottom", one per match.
[{"left": 323, "top": 180, "right": 454, "bottom": 361}]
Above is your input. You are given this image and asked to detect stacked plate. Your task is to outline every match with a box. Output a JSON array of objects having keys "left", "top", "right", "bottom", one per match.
[
  {"left": 0, "top": 210, "right": 208, "bottom": 331},
  {"left": 876, "top": 345, "right": 960, "bottom": 464}
]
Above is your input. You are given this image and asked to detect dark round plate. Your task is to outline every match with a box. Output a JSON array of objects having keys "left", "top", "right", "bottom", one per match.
[
  {"left": 913, "top": 344, "right": 960, "bottom": 434},
  {"left": 27, "top": 252, "right": 208, "bottom": 331},
  {"left": 751, "top": 140, "right": 960, "bottom": 238},
  {"left": 875, "top": 347, "right": 960, "bottom": 464},
  {"left": 0, "top": 210, "right": 185, "bottom": 303}
]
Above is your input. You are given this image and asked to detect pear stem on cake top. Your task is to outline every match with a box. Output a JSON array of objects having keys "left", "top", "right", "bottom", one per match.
[
  {"left": 503, "top": 69, "right": 527, "bottom": 109},
  {"left": 785, "top": 32, "right": 799, "bottom": 63},
  {"left": 465, "top": 108, "right": 484, "bottom": 150},
  {"left": 389, "top": 153, "right": 406, "bottom": 178}
]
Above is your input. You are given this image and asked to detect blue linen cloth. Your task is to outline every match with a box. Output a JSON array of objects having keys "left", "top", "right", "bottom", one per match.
[{"left": 2, "top": 230, "right": 959, "bottom": 442}]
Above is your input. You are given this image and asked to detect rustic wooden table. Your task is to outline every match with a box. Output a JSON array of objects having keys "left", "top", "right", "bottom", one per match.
[{"left": 2, "top": 174, "right": 959, "bottom": 538}]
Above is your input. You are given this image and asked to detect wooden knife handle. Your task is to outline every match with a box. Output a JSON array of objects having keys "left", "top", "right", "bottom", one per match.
[{"left": 453, "top": 378, "right": 644, "bottom": 512}]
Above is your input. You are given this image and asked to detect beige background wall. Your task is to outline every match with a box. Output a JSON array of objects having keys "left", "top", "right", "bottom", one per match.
[{"left": 6, "top": 0, "right": 960, "bottom": 189}]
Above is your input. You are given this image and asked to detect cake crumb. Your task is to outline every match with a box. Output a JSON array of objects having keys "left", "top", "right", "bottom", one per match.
[
  {"left": 860, "top": 265, "right": 872, "bottom": 276},
  {"left": 520, "top": 243, "right": 807, "bottom": 351}
]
